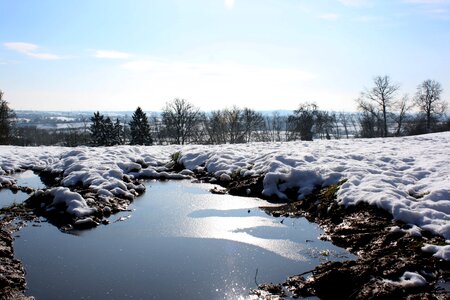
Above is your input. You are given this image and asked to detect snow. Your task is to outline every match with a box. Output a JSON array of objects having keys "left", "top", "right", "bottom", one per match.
[
  {"left": 0, "top": 132, "right": 449, "bottom": 259},
  {"left": 48, "top": 187, "right": 97, "bottom": 217},
  {"left": 422, "top": 243, "right": 450, "bottom": 260},
  {"left": 383, "top": 271, "right": 427, "bottom": 287}
]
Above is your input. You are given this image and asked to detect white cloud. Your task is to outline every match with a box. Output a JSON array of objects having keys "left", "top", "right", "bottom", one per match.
[
  {"left": 338, "top": 0, "right": 370, "bottom": 7},
  {"left": 94, "top": 50, "right": 132, "bottom": 59},
  {"left": 4, "top": 42, "right": 63, "bottom": 60},
  {"left": 354, "top": 15, "right": 381, "bottom": 22},
  {"left": 4, "top": 42, "right": 37, "bottom": 53},
  {"left": 224, "top": 0, "right": 235, "bottom": 9},
  {"left": 319, "top": 13, "right": 340, "bottom": 21}
]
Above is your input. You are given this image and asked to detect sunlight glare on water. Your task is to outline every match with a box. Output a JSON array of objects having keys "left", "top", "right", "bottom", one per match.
[
  {"left": 14, "top": 180, "right": 353, "bottom": 300},
  {"left": 153, "top": 183, "right": 308, "bottom": 261}
]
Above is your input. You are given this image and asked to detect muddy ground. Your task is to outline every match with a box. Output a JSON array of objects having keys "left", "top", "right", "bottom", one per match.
[
  {"left": 217, "top": 176, "right": 450, "bottom": 299},
  {"left": 0, "top": 221, "right": 34, "bottom": 300},
  {"left": 0, "top": 170, "right": 449, "bottom": 299}
]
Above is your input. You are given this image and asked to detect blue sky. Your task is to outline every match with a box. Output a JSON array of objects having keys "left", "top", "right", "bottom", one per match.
[{"left": 1, "top": 0, "right": 449, "bottom": 111}]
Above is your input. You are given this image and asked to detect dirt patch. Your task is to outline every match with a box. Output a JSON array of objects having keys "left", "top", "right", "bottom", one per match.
[
  {"left": 0, "top": 222, "right": 34, "bottom": 300},
  {"left": 246, "top": 181, "right": 449, "bottom": 299}
]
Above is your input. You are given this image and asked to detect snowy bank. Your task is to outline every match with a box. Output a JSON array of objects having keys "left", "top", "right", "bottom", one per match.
[{"left": 1, "top": 133, "right": 449, "bottom": 257}]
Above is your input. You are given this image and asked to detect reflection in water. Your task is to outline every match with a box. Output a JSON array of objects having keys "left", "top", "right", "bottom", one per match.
[
  {"left": 0, "top": 170, "right": 46, "bottom": 209},
  {"left": 14, "top": 180, "right": 353, "bottom": 300},
  {"left": 0, "top": 189, "right": 30, "bottom": 209},
  {"left": 15, "top": 170, "right": 46, "bottom": 190}
]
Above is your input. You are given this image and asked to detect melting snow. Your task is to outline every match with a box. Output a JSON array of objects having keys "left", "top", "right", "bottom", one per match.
[
  {"left": 0, "top": 132, "right": 449, "bottom": 259},
  {"left": 383, "top": 271, "right": 427, "bottom": 287}
]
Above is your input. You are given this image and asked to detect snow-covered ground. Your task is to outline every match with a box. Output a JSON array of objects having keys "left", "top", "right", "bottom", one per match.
[{"left": 0, "top": 132, "right": 449, "bottom": 259}]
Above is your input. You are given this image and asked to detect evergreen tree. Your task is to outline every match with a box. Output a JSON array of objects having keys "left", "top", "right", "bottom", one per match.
[
  {"left": 0, "top": 90, "right": 15, "bottom": 145},
  {"left": 103, "top": 117, "right": 115, "bottom": 146},
  {"left": 90, "top": 111, "right": 105, "bottom": 146},
  {"left": 112, "top": 118, "right": 124, "bottom": 145},
  {"left": 129, "top": 107, "right": 152, "bottom": 145}
]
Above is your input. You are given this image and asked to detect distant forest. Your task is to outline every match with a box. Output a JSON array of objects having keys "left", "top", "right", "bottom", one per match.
[{"left": 1, "top": 76, "right": 449, "bottom": 147}]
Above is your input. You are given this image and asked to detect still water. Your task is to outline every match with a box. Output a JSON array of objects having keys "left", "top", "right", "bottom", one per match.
[
  {"left": 14, "top": 180, "right": 353, "bottom": 299},
  {"left": 0, "top": 170, "right": 46, "bottom": 208}
]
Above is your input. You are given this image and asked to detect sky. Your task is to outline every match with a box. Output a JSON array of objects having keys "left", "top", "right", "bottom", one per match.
[{"left": 1, "top": 0, "right": 450, "bottom": 112}]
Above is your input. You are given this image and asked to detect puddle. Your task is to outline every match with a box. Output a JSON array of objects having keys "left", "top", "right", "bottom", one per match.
[
  {"left": 15, "top": 170, "right": 46, "bottom": 190},
  {"left": 14, "top": 180, "right": 355, "bottom": 299},
  {"left": 0, "top": 170, "right": 45, "bottom": 209}
]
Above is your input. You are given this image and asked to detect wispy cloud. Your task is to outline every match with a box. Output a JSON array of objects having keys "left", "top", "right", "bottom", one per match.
[
  {"left": 403, "top": 0, "right": 450, "bottom": 4},
  {"left": 354, "top": 15, "right": 382, "bottom": 22},
  {"left": 93, "top": 49, "right": 132, "bottom": 59},
  {"left": 4, "top": 42, "right": 63, "bottom": 60},
  {"left": 224, "top": 0, "right": 235, "bottom": 9},
  {"left": 319, "top": 13, "right": 340, "bottom": 21},
  {"left": 338, "top": 0, "right": 370, "bottom": 7},
  {"left": 402, "top": 0, "right": 450, "bottom": 19}
]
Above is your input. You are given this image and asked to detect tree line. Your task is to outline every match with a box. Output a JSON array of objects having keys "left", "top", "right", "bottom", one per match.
[
  {"left": 0, "top": 77, "right": 448, "bottom": 146},
  {"left": 356, "top": 76, "right": 448, "bottom": 138}
]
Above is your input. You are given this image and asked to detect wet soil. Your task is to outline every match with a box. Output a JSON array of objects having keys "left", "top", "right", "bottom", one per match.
[
  {"left": 223, "top": 178, "right": 449, "bottom": 299},
  {"left": 0, "top": 222, "right": 34, "bottom": 300},
  {"left": 1, "top": 168, "right": 449, "bottom": 299}
]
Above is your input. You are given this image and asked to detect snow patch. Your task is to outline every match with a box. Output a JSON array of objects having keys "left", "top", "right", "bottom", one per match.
[
  {"left": 383, "top": 271, "right": 427, "bottom": 288},
  {"left": 1, "top": 132, "right": 449, "bottom": 249},
  {"left": 48, "top": 187, "right": 97, "bottom": 217},
  {"left": 422, "top": 243, "right": 450, "bottom": 260},
  {"left": 262, "top": 169, "right": 322, "bottom": 200}
]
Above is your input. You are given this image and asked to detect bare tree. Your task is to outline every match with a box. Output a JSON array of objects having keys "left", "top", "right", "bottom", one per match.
[
  {"left": 287, "top": 102, "right": 318, "bottom": 141},
  {"left": 414, "top": 79, "right": 446, "bottom": 133},
  {"left": 265, "top": 112, "right": 285, "bottom": 142},
  {"left": 393, "top": 94, "right": 412, "bottom": 136},
  {"left": 356, "top": 75, "right": 399, "bottom": 137},
  {"left": 315, "top": 110, "right": 335, "bottom": 140},
  {"left": 331, "top": 112, "right": 341, "bottom": 139},
  {"left": 162, "top": 98, "right": 201, "bottom": 145},
  {"left": 359, "top": 111, "right": 380, "bottom": 138},
  {"left": 204, "top": 110, "right": 228, "bottom": 144},
  {"left": 241, "top": 108, "right": 265, "bottom": 143},
  {"left": 224, "top": 106, "right": 245, "bottom": 144},
  {"left": 189, "top": 112, "right": 209, "bottom": 144},
  {"left": 339, "top": 112, "right": 350, "bottom": 139},
  {"left": 150, "top": 114, "right": 165, "bottom": 145},
  {"left": 81, "top": 117, "right": 90, "bottom": 145}
]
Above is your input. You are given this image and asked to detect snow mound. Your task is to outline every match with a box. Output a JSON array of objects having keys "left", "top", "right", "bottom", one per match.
[
  {"left": 0, "top": 132, "right": 449, "bottom": 248},
  {"left": 383, "top": 271, "right": 427, "bottom": 288},
  {"left": 422, "top": 243, "right": 450, "bottom": 260},
  {"left": 48, "top": 187, "right": 97, "bottom": 217}
]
